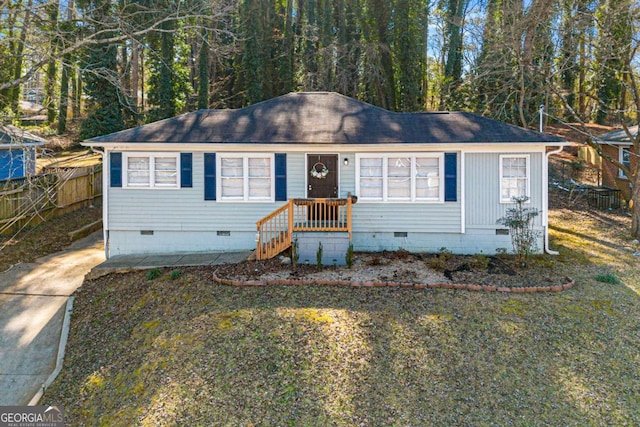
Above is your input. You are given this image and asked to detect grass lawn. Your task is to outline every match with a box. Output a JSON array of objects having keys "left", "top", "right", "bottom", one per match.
[{"left": 43, "top": 192, "right": 639, "bottom": 426}]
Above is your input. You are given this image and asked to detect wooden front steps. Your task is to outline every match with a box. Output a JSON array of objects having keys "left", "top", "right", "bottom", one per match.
[{"left": 255, "top": 195, "right": 355, "bottom": 260}]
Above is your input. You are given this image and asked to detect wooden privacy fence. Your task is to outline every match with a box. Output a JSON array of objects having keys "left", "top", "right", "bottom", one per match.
[{"left": 0, "top": 165, "right": 102, "bottom": 235}]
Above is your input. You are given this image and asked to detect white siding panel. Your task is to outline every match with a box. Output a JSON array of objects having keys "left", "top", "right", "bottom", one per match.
[
  {"left": 465, "top": 152, "right": 543, "bottom": 227},
  {"left": 352, "top": 203, "right": 460, "bottom": 233},
  {"left": 339, "top": 154, "right": 356, "bottom": 196},
  {"left": 287, "top": 153, "right": 306, "bottom": 198}
]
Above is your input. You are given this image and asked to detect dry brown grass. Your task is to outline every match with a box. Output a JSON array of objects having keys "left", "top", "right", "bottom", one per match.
[
  {"left": 0, "top": 202, "right": 102, "bottom": 272},
  {"left": 40, "top": 188, "right": 639, "bottom": 426}
]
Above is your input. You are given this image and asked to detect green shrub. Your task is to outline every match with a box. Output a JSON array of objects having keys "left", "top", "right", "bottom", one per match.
[
  {"left": 345, "top": 243, "right": 354, "bottom": 268},
  {"left": 146, "top": 268, "right": 162, "bottom": 281},
  {"left": 316, "top": 242, "right": 323, "bottom": 269},
  {"left": 426, "top": 247, "right": 453, "bottom": 271},
  {"left": 427, "top": 257, "right": 447, "bottom": 271},
  {"left": 437, "top": 247, "right": 453, "bottom": 262},
  {"left": 169, "top": 270, "right": 182, "bottom": 280},
  {"left": 497, "top": 196, "right": 541, "bottom": 264},
  {"left": 595, "top": 273, "right": 619, "bottom": 284},
  {"left": 291, "top": 238, "right": 299, "bottom": 268},
  {"left": 469, "top": 254, "right": 490, "bottom": 270}
]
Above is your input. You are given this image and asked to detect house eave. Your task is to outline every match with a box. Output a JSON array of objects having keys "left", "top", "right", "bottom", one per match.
[
  {"left": 82, "top": 141, "right": 569, "bottom": 152},
  {"left": 0, "top": 142, "right": 45, "bottom": 148}
]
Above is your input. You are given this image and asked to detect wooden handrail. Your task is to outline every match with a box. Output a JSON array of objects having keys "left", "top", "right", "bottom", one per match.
[
  {"left": 256, "top": 199, "right": 292, "bottom": 228},
  {"left": 256, "top": 195, "right": 355, "bottom": 260},
  {"left": 255, "top": 200, "right": 293, "bottom": 260}
]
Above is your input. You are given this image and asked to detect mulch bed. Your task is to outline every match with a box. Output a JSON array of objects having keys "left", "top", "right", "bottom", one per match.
[{"left": 212, "top": 251, "right": 575, "bottom": 293}]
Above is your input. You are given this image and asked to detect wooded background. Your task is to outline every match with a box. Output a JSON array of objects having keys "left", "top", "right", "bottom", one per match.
[{"left": 1, "top": 0, "right": 638, "bottom": 138}]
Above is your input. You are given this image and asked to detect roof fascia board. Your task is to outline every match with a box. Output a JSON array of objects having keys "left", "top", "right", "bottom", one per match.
[
  {"left": 595, "top": 140, "right": 633, "bottom": 146},
  {"left": 0, "top": 142, "right": 45, "bottom": 148},
  {"left": 82, "top": 142, "right": 568, "bottom": 152}
]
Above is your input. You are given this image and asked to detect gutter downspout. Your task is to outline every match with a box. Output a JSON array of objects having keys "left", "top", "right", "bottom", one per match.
[
  {"left": 90, "top": 147, "right": 109, "bottom": 260},
  {"left": 544, "top": 145, "right": 564, "bottom": 255}
]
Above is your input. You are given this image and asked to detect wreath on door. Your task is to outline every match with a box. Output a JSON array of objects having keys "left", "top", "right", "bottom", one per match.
[{"left": 310, "top": 162, "right": 329, "bottom": 179}]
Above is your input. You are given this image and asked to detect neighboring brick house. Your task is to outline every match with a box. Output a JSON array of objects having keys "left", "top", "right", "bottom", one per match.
[{"left": 595, "top": 126, "right": 637, "bottom": 202}]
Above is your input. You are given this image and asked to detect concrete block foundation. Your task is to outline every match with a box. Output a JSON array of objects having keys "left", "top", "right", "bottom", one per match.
[{"left": 294, "top": 232, "right": 351, "bottom": 266}]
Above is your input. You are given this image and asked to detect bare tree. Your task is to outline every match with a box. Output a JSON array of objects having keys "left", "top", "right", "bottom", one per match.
[{"left": 550, "top": 40, "right": 640, "bottom": 237}]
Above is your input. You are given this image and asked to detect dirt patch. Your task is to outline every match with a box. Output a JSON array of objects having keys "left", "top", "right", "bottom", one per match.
[{"left": 0, "top": 202, "right": 102, "bottom": 272}]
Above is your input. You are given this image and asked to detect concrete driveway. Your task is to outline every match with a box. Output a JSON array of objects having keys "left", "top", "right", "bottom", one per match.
[{"left": 0, "top": 231, "right": 104, "bottom": 405}]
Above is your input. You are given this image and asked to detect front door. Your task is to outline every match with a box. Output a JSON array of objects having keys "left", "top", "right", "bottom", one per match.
[
  {"left": 307, "top": 154, "right": 339, "bottom": 222},
  {"left": 307, "top": 154, "right": 338, "bottom": 198}
]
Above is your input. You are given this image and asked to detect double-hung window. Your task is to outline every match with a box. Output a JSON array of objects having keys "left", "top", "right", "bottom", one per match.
[
  {"left": 357, "top": 154, "right": 443, "bottom": 202},
  {"left": 620, "top": 147, "right": 631, "bottom": 178},
  {"left": 219, "top": 154, "right": 273, "bottom": 201},
  {"left": 124, "top": 153, "right": 179, "bottom": 188},
  {"left": 500, "top": 155, "right": 529, "bottom": 202}
]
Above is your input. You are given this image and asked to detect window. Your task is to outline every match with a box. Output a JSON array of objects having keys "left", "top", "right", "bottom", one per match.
[
  {"left": 500, "top": 155, "right": 529, "bottom": 202},
  {"left": 123, "top": 153, "right": 179, "bottom": 188},
  {"left": 620, "top": 146, "right": 631, "bottom": 178},
  {"left": 356, "top": 154, "right": 443, "bottom": 202},
  {"left": 219, "top": 154, "right": 273, "bottom": 201}
]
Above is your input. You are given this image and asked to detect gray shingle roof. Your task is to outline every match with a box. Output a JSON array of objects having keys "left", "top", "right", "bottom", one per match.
[
  {"left": 596, "top": 125, "right": 638, "bottom": 144},
  {"left": 0, "top": 125, "right": 47, "bottom": 146},
  {"left": 86, "top": 92, "right": 565, "bottom": 145}
]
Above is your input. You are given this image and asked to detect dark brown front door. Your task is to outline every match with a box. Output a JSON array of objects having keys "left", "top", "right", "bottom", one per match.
[
  {"left": 307, "top": 154, "right": 339, "bottom": 222},
  {"left": 307, "top": 154, "right": 338, "bottom": 198}
]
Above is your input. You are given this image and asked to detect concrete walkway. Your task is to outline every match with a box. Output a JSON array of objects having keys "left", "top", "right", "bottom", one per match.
[
  {"left": 92, "top": 250, "right": 252, "bottom": 276},
  {"left": 0, "top": 231, "right": 104, "bottom": 405},
  {"left": 0, "top": 232, "right": 251, "bottom": 405}
]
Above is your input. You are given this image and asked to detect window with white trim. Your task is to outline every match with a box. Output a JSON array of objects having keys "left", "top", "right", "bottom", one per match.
[
  {"left": 124, "top": 153, "right": 179, "bottom": 188},
  {"left": 620, "top": 146, "right": 631, "bottom": 178},
  {"left": 500, "top": 155, "right": 529, "bottom": 202},
  {"left": 219, "top": 154, "right": 273, "bottom": 201},
  {"left": 356, "top": 154, "right": 443, "bottom": 202}
]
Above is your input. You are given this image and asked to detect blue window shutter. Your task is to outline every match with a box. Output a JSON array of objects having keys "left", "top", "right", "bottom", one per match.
[
  {"left": 180, "top": 153, "right": 192, "bottom": 188},
  {"left": 204, "top": 153, "right": 216, "bottom": 200},
  {"left": 274, "top": 153, "right": 287, "bottom": 201},
  {"left": 444, "top": 152, "right": 457, "bottom": 202},
  {"left": 110, "top": 152, "right": 122, "bottom": 188}
]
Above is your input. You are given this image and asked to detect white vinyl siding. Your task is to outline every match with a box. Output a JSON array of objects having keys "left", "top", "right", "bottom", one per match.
[
  {"left": 218, "top": 153, "right": 273, "bottom": 202},
  {"left": 356, "top": 154, "right": 443, "bottom": 202},
  {"left": 466, "top": 152, "right": 543, "bottom": 228},
  {"left": 500, "top": 155, "right": 530, "bottom": 202},
  {"left": 123, "top": 153, "right": 179, "bottom": 188}
]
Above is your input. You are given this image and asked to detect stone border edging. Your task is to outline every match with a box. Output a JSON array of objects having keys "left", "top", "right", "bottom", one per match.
[{"left": 211, "top": 271, "right": 575, "bottom": 293}]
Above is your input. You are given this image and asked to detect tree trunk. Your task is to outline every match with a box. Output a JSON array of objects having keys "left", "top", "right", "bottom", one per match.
[
  {"left": 197, "top": 27, "right": 210, "bottom": 110},
  {"left": 57, "top": 59, "right": 70, "bottom": 134},
  {"left": 131, "top": 39, "right": 139, "bottom": 112},
  {"left": 44, "top": 0, "right": 60, "bottom": 125},
  {"left": 72, "top": 70, "right": 81, "bottom": 119},
  {"left": 9, "top": 0, "right": 33, "bottom": 117}
]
